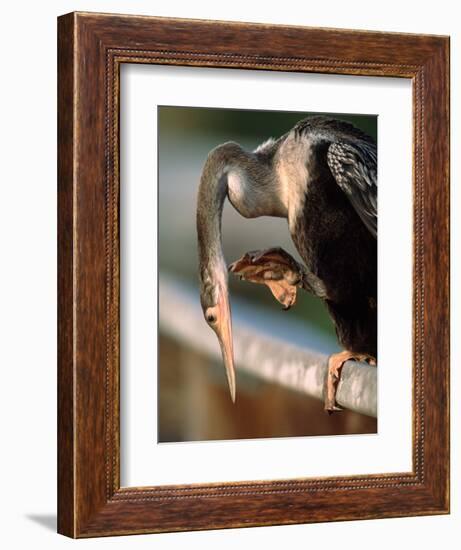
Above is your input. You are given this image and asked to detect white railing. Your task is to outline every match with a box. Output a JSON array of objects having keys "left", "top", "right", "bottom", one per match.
[{"left": 159, "top": 274, "right": 377, "bottom": 418}]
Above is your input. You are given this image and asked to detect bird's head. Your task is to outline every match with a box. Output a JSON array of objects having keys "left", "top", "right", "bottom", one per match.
[{"left": 198, "top": 260, "right": 235, "bottom": 402}]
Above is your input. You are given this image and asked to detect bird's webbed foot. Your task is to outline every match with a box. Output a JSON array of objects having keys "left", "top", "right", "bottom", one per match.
[
  {"left": 324, "top": 351, "right": 377, "bottom": 413},
  {"left": 228, "top": 247, "right": 304, "bottom": 310}
]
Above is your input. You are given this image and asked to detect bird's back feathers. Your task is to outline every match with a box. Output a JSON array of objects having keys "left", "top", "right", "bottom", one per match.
[
  {"left": 327, "top": 140, "right": 377, "bottom": 237},
  {"left": 292, "top": 116, "right": 377, "bottom": 239}
]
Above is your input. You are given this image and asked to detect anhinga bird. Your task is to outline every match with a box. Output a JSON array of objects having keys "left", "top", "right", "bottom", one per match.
[{"left": 196, "top": 116, "right": 377, "bottom": 411}]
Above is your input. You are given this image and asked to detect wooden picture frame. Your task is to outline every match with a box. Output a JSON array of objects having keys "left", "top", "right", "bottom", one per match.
[{"left": 57, "top": 12, "right": 450, "bottom": 538}]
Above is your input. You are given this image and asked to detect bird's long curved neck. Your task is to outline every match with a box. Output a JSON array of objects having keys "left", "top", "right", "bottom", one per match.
[
  {"left": 198, "top": 143, "right": 254, "bottom": 267},
  {"left": 197, "top": 142, "right": 284, "bottom": 268},
  {"left": 196, "top": 151, "right": 229, "bottom": 272}
]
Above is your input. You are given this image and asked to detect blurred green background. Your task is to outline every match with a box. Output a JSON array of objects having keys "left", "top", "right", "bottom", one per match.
[{"left": 158, "top": 106, "right": 377, "bottom": 443}]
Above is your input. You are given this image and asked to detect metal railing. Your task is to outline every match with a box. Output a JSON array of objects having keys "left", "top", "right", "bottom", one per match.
[{"left": 159, "top": 274, "right": 377, "bottom": 418}]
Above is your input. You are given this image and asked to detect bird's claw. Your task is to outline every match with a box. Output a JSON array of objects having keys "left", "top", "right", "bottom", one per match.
[
  {"left": 326, "top": 405, "right": 343, "bottom": 415},
  {"left": 229, "top": 247, "right": 303, "bottom": 310},
  {"left": 324, "top": 351, "right": 377, "bottom": 414}
]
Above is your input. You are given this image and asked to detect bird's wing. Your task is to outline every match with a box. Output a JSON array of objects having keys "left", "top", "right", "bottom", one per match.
[{"left": 327, "top": 140, "right": 377, "bottom": 238}]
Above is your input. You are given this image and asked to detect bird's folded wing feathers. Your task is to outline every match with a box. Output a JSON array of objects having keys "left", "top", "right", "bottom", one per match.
[{"left": 327, "top": 140, "right": 377, "bottom": 238}]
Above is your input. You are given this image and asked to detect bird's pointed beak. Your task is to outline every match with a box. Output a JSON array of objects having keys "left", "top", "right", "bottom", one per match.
[{"left": 213, "top": 288, "right": 236, "bottom": 403}]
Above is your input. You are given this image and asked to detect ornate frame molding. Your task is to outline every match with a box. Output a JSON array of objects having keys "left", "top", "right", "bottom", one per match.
[{"left": 58, "top": 12, "right": 449, "bottom": 537}]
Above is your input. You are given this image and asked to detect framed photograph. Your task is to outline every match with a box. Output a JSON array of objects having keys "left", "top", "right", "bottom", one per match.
[{"left": 58, "top": 12, "right": 450, "bottom": 537}]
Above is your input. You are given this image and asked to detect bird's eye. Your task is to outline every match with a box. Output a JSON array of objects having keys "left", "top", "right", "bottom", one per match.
[{"left": 205, "top": 308, "right": 217, "bottom": 325}]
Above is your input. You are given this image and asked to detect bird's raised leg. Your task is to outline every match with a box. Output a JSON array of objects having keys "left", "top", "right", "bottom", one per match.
[
  {"left": 229, "top": 247, "right": 327, "bottom": 309},
  {"left": 325, "top": 351, "right": 377, "bottom": 413}
]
